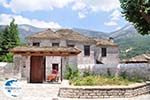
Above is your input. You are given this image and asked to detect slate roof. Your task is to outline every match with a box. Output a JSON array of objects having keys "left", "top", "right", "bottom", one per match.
[{"left": 122, "top": 54, "right": 150, "bottom": 63}]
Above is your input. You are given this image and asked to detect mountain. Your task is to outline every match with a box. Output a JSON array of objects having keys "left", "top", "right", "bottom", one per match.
[
  {"left": 109, "top": 24, "right": 139, "bottom": 39},
  {"left": 0, "top": 24, "right": 45, "bottom": 42},
  {"left": 0, "top": 25, "right": 108, "bottom": 41},
  {"left": 109, "top": 24, "right": 150, "bottom": 59},
  {"left": 73, "top": 28, "right": 108, "bottom": 39},
  {"left": 0, "top": 24, "right": 149, "bottom": 59}
]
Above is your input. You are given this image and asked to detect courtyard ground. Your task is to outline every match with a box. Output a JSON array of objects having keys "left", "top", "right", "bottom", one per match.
[{"left": 0, "top": 80, "right": 150, "bottom": 100}]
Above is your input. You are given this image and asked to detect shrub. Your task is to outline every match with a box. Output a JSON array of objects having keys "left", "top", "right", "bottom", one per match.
[
  {"left": 0, "top": 53, "right": 13, "bottom": 62},
  {"left": 83, "top": 71, "right": 91, "bottom": 77},
  {"left": 107, "top": 68, "right": 111, "bottom": 77},
  {"left": 64, "top": 65, "right": 80, "bottom": 80},
  {"left": 120, "top": 71, "right": 128, "bottom": 79},
  {"left": 71, "top": 75, "right": 140, "bottom": 86}
]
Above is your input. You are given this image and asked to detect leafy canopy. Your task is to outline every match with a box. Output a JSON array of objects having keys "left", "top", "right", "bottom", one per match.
[{"left": 119, "top": 0, "right": 150, "bottom": 35}]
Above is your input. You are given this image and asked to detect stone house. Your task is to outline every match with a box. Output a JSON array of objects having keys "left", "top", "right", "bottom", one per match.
[
  {"left": 122, "top": 53, "right": 150, "bottom": 63},
  {"left": 11, "top": 29, "right": 119, "bottom": 83}
]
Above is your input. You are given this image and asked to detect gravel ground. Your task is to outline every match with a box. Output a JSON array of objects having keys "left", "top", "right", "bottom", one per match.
[{"left": 0, "top": 80, "right": 150, "bottom": 100}]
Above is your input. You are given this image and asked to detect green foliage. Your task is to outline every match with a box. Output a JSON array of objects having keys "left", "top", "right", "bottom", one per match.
[
  {"left": 0, "top": 53, "right": 13, "bottom": 63},
  {"left": 82, "top": 68, "right": 94, "bottom": 77},
  {"left": 116, "top": 35, "right": 150, "bottom": 59},
  {"left": 107, "top": 68, "right": 112, "bottom": 77},
  {"left": 119, "top": 0, "right": 150, "bottom": 35},
  {"left": 71, "top": 76, "right": 136, "bottom": 86},
  {"left": 0, "top": 19, "right": 20, "bottom": 62},
  {"left": 120, "top": 71, "right": 128, "bottom": 79},
  {"left": 83, "top": 71, "right": 91, "bottom": 77},
  {"left": 64, "top": 65, "right": 80, "bottom": 80}
]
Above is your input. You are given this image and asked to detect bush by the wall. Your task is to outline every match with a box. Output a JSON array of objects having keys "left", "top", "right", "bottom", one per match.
[{"left": 64, "top": 65, "right": 80, "bottom": 80}]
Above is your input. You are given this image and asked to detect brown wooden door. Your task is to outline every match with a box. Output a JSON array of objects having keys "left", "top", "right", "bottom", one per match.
[{"left": 30, "top": 56, "right": 45, "bottom": 83}]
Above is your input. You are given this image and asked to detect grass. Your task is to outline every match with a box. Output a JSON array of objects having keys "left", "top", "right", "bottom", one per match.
[{"left": 70, "top": 76, "right": 143, "bottom": 86}]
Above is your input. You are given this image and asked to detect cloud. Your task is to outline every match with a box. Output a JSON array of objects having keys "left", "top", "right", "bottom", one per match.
[
  {"left": 72, "top": 0, "right": 120, "bottom": 18},
  {"left": 104, "top": 10, "right": 121, "bottom": 26},
  {"left": 104, "top": 21, "right": 118, "bottom": 26},
  {"left": 0, "top": 0, "right": 6, "bottom": 6},
  {"left": 115, "top": 26, "right": 121, "bottom": 30},
  {"left": 0, "top": 14, "right": 62, "bottom": 28},
  {"left": 1, "top": 0, "right": 120, "bottom": 19},
  {"left": 2, "top": 0, "right": 75, "bottom": 13}
]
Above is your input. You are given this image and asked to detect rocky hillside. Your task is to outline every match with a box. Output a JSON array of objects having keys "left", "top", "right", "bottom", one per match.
[{"left": 109, "top": 24, "right": 150, "bottom": 59}]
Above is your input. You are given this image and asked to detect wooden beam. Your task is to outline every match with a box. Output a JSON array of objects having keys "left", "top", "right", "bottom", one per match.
[{"left": 13, "top": 51, "right": 79, "bottom": 56}]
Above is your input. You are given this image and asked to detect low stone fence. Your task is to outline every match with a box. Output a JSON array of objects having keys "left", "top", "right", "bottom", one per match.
[
  {"left": 0, "top": 62, "right": 20, "bottom": 80},
  {"left": 59, "top": 82, "right": 150, "bottom": 99}
]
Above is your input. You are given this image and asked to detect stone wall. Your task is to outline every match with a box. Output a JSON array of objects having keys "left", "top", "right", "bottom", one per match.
[
  {"left": 59, "top": 82, "right": 150, "bottom": 99},
  {"left": 95, "top": 46, "right": 119, "bottom": 64}
]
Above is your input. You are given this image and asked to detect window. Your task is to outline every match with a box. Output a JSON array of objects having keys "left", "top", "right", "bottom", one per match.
[
  {"left": 84, "top": 45, "right": 90, "bottom": 56},
  {"left": 52, "top": 43, "right": 59, "bottom": 47},
  {"left": 101, "top": 48, "right": 107, "bottom": 57},
  {"left": 96, "top": 60, "right": 103, "bottom": 64},
  {"left": 67, "top": 44, "right": 75, "bottom": 47},
  {"left": 33, "top": 42, "right": 40, "bottom": 46}
]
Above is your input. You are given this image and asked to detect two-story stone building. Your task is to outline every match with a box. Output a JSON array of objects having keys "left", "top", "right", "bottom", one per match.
[{"left": 11, "top": 29, "right": 119, "bottom": 83}]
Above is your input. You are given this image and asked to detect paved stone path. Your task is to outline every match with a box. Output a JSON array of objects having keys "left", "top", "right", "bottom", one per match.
[
  {"left": 0, "top": 81, "right": 60, "bottom": 100},
  {"left": 0, "top": 80, "right": 150, "bottom": 100}
]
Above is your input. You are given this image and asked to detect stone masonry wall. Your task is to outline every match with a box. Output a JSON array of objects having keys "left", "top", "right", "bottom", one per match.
[{"left": 59, "top": 83, "right": 150, "bottom": 99}]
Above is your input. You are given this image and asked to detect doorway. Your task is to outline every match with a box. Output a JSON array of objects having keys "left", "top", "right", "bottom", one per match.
[
  {"left": 30, "top": 56, "right": 45, "bottom": 83},
  {"left": 52, "top": 64, "right": 59, "bottom": 72}
]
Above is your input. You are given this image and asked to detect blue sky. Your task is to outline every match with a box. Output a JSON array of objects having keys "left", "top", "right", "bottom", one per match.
[{"left": 0, "top": 0, "right": 128, "bottom": 33}]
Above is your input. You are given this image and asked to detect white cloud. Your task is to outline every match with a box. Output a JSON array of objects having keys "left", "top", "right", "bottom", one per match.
[
  {"left": 0, "top": 0, "right": 7, "bottom": 6},
  {"left": 72, "top": 0, "right": 120, "bottom": 18},
  {"left": 1, "top": 0, "right": 120, "bottom": 19},
  {"left": 115, "top": 26, "right": 121, "bottom": 30},
  {"left": 0, "top": 14, "right": 62, "bottom": 28},
  {"left": 111, "top": 10, "right": 121, "bottom": 21},
  {"left": 104, "top": 21, "right": 118, "bottom": 26},
  {"left": 78, "top": 12, "right": 86, "bottom": 19},
  {"left": 2, "top": 0, "right": 75, "bottom": 13},
  {"left": 104, "top": 10, "right": 121, "bottom": 26}
]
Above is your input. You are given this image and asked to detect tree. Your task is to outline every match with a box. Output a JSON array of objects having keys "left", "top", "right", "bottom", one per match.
[
  {"left": 0, "top": 18, "right": 20, "bottom": 62},
  {"left": 119, "top": 0, "right": 150, "bottom": 35}
]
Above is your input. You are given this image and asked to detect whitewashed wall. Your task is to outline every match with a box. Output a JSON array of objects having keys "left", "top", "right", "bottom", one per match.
[{"left": 78, "top": 63, "right": 150, "bottom": 80}]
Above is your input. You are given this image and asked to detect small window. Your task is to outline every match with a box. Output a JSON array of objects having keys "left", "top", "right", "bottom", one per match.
[
  {"left": 96, "top": 60, "right": 103, "bottom": 64},
  {"left": 33, "top": 42, "right": 40, "bottom": 46},
  {"left": 84, "top": 45, "right": 90, "bottom": 56},
  {"left": 52, "top": 43, "right": 59, "bottom": 47},
  {"left": 67, "top": 44, "right": 75, "bottom": 47},
  {"left": 101, "top": 48, "right": 107, "bottom": 57}
]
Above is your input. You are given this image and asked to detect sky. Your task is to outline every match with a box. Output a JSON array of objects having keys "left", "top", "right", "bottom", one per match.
[{"left": 0, "top": 0, "right": 129, "bottom": 33}]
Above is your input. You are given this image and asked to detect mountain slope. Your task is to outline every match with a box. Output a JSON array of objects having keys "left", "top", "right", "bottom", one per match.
[
  {"left": 109, "top": 24, "right": 150, "bottom": 59},
  {"left": 73, "top": 28, "right": 108, "bottom": 39}
]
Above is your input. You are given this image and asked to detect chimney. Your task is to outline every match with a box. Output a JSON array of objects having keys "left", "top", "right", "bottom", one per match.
[{"left": 109, "top": 37, "right": 114, "bottom": 42}]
